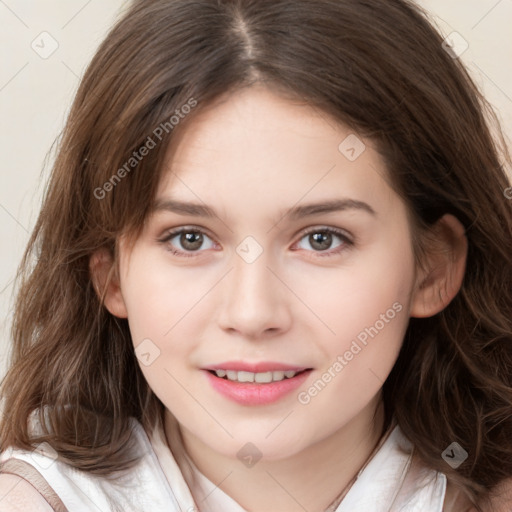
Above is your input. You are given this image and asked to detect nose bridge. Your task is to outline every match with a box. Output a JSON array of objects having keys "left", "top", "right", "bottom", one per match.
[
  {"left": 231, "top": 236, "right": 277, "bottom": 304},
  {"left": 217, "top": 235, "right": 290, "bottom": 336}
]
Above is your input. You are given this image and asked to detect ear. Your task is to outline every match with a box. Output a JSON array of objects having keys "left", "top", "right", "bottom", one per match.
[
  {"left": 89, "top": 248, "right": 128, "bottom": 318},
  {"left": 410, "top": 214, "right": 468, "bottom": 318}
]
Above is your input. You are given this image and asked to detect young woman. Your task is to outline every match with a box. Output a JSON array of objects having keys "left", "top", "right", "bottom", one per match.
[{"left": 1, "top": 1, "right": 511, "bottom": 510}]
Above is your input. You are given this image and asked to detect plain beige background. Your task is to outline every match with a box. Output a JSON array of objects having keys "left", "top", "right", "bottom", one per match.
[{"left": 0, "top": 0, "right": 511, "bottom": 380}]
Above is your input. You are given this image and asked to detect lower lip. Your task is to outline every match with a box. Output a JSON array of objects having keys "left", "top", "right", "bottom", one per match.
[{"left": 203, "top": 369, "right": 312, "bottom": 405}]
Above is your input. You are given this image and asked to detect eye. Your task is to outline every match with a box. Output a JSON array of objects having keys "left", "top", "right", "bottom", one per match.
[
  {"left": 293, "top": 227, "right": 353, "bottom": 257},
  {"left": 158, "top": 225, "right": 353, "bottom": 259},
  {"left": 158, "top": 227, "right": 216, "bottom": 257}
]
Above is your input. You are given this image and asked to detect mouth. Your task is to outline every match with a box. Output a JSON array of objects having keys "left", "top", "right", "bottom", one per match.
[
  {"left": 206, "top": 368, "right": 311, "bottom": 383},
  {"left": 202, "top": 363, "right": 313, "bottom": 405}
]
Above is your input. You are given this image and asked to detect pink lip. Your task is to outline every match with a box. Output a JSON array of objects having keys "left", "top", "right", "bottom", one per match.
[
  {"left": 203, "top": 368, "right": 313, "bottom": 405},
  {"left": 204, "top": 361, "right": 310, "bottom": 373}
]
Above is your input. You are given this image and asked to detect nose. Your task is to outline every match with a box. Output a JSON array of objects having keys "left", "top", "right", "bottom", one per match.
[{"left": 216, "top": 245, "right": 292, "bottom": 340}]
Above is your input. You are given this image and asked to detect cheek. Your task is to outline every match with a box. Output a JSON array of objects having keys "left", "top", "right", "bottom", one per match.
[
  {"left": 294, "top": 237, "right": 415, "bottom": 371},
  {"left": 292, "top": 252, "right": 413, "bottom": 435},
  {"left": 119, "top": 260, "right": 205, "bottom": 411},
  {"left": 120, "top": 251, "right": 209, "bottom": 346},
  {"left": 119, "top": 251, "right": 213, "bottom": 405}
]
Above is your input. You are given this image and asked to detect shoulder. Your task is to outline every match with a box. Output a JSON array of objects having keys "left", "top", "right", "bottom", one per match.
[{"left": 0, "top": 473, "right": 54, "bottom": 512}]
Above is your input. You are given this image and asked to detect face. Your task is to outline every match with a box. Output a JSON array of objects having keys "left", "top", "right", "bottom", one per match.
[{"left": 114, "top": 85, "right": 420, "bottom": 460}]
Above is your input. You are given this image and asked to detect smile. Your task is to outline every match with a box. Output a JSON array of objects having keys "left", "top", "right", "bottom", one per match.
[
  {"left": 203, "top": 366, "right": 313, "bottom": 405},
  {"left": 211, "top": 369, "right": 303, "bottom": 383}
]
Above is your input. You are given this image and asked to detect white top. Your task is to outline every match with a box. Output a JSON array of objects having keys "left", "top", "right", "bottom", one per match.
[{"left": 0, "top": 414, "right": 447, "bottom": 512}]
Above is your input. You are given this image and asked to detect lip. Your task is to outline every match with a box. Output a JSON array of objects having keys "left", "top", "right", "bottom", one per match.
[
  {"left": 203, "top": 361, "right": 310, "bottom": 373},
  {"left": 203, "top": 368, "right": 313, "bottom": 405}
]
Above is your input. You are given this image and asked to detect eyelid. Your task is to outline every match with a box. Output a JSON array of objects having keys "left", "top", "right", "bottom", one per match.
[
  {"left": 296, "top": 225, "right": 354, "bottom": 243},
  {"left": 158, "top": 224, "right": 216, "bottom": 243}
]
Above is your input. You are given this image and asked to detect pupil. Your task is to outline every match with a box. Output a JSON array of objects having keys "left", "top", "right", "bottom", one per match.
[
  {"left": 182, "top": 232, "right": 202, "bottom": 250},
  {"left": 311, "top": 232, "right": 331, "bottom": 250}
]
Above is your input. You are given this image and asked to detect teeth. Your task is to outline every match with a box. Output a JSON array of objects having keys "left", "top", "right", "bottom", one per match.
[
  {"left": 214, "top": 369, "right": 300, "bottom": 382},
  {"left": 237, "top": 371, "right": 255, "bottom": 383},
  {"left": 272, "top": 371, "right": 285, "bottom": 381},
  {"left": 255, "top": 371, "right": 273, "bottom": 383}
]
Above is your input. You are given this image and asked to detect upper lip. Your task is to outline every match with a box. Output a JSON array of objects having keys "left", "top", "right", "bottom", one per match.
[{"left": 203, "top": 361, "right": 312, "bottom": 373}]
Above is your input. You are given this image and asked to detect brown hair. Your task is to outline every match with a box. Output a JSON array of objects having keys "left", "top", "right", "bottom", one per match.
[{"left": 1, "top": 0, "right": 511, "bottom": 508}]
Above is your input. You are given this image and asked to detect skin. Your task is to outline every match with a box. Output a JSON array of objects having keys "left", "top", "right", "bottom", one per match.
[{"left": 94, "top": 84, "right": 469, "bottom": 512}]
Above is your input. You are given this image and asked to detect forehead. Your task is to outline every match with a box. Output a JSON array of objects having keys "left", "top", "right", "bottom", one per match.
[{"left": 155, "top": 85, "right": 397, "bottom": 221}]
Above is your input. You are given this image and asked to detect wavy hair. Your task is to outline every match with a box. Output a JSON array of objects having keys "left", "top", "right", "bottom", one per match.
[{"left": 1, "top": 0, "right": 511, "bottom": 508}]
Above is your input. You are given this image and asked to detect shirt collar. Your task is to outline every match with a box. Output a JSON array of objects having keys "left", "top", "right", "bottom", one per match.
[{"left": 149, "top": 419, "right": 446, "bottom": 512}]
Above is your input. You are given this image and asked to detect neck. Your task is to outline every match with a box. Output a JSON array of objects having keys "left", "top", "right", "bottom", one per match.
[{"left": 166, "top": 395, "right": 387, "bottom": 512}]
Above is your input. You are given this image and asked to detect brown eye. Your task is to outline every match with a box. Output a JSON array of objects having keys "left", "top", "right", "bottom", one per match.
[
  {"left": 308, "top": 232, "right": 333, "bottom": 251},
  {"left": 159, "top": 228, "right": 216, "bottom": 257},
  {"left": 295, "top": 227, "right": 353, "bottom": 257},
  {"left": 178, "top": 231, "right": 204, "bottom": 251}
]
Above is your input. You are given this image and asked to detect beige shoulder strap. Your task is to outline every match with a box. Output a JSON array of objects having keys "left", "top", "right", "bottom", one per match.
[{"left": 0, "top": 458, "right": 69, "bottom": 512}]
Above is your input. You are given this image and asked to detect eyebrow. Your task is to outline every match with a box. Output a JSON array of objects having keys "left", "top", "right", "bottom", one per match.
[{"left": 151, "top": 197, "right": 377, "bottom": 220}]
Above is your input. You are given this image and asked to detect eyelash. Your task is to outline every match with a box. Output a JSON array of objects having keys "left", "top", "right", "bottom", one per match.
[{"left": 158, "top": 225, "right": 354, "bottom": 259}]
